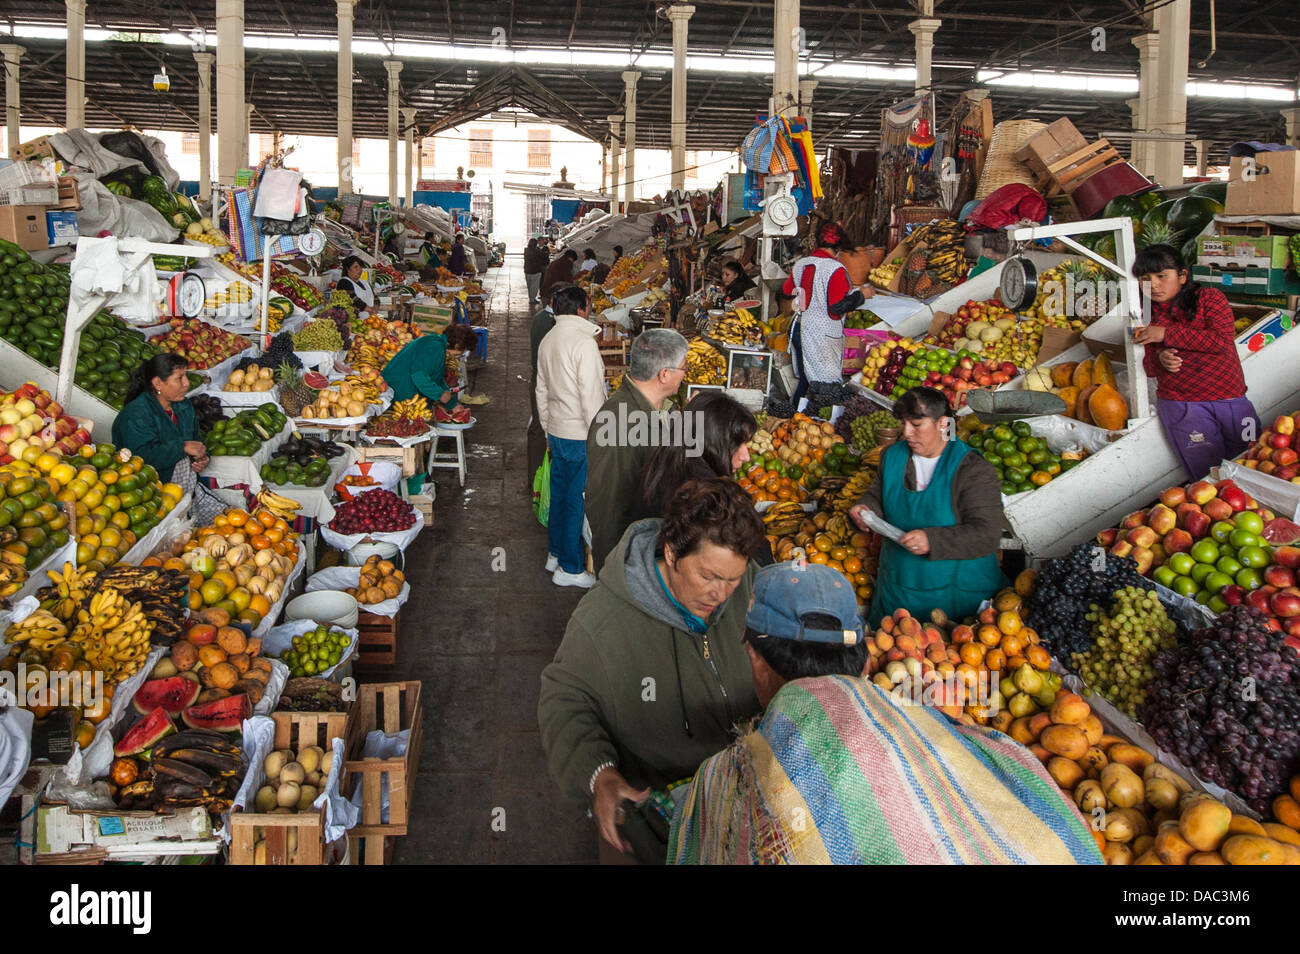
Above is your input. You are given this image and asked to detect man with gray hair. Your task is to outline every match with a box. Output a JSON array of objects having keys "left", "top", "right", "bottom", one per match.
[{"left": 585, "top": 328, "right": 689, "bottom": 576}]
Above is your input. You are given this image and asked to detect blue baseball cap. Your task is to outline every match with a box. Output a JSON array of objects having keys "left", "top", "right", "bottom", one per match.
[{"left": 746, "top": 561, "right": 864, "bottom": 645}]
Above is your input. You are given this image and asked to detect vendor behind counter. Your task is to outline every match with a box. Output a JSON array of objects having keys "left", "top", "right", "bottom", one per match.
[{"left": 381, "top": 322, "right": 479, "bottom": 425}]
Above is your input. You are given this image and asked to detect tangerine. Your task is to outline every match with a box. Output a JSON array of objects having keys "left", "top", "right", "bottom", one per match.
[
  {"left": 843, "top": 556, "right": 862, "bottom": 574},
  {"left": 226, "top": 509, "right": 250, "bottom": 527},
  {"left": 959, "top": 642, "right": 986, "bottom": 666},
  {"left": 256, "top": 509, "right": 277, "bottom": 529}
]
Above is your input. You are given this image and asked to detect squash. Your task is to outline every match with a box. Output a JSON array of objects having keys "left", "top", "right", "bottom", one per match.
[
  {"left": 1050, "top": 362, "right": 1078, "bottom": 389},
  {"left": 1075, "top": 384, "right": 1100, "bottom": 424},
  {"left": 1088, "top": 383, "right": 1130, "bottom": 431},
  {"left": 1091, "top": 352, "right": 1117, "bottom": 388},
  {"left": 1071, "top": 358, "right": 1094, "bottom": 389}
]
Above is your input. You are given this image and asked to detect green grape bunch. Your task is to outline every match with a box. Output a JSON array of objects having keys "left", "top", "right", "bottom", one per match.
[{"left": 1070, "top": 585, "right": 1178, "bottom": 718}]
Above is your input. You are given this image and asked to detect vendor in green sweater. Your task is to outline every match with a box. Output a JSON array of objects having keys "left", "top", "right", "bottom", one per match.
[
  {"left": 538, "top": 478, "right": 767, "bottom": 864},
  {"left": 380, "top": 323, "right": 479, "bottom": 425},
  {"left": 111, "top": 353, "right": 224, "bottom": 524}
]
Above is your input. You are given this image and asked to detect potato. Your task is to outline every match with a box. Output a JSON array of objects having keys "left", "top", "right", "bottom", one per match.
[
  {"left": 1100, "top": 763, "right": 1144, "bottom": 809},
  {"left": 1040, "top": 724, "right": 1089, "bottom": 760},
  {"left": 1103, "top": 811, "right": 1137, "bottom": 843},
  {"left": 1179, "top": 798, "right": 1232, "bottom": 852},
  {"left": 1075, "top": 779, "right": 1107, "bottom": 815},
  {"left": 1047, "top": 756, "right": 1084, "bottom": 790}
]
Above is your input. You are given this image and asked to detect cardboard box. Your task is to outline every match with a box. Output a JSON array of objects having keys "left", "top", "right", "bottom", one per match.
[
  {"left": 1225, "top": 152, "right": 1300, "bottom": 216},
  {"left": 46, "top": 210, "right": 78, "bottom": 246},
  {"left": 1197, "top": 233, "right": 1293, "bottom": 270},
  {"left": 11, "top": 134, "right": 56, "bottom": 164},
  {"left": 410, "top": 302, "right": 454, "bottom": 334},
  {"left": 0, "top": 205, "right": 50, "bottom": 250},
  {"left": 1037, "top": 327, "right": 1084, "bottom": 364},
  {"left": 55, "top": 176, "right": 81, "bottom": 210},
  {"left": 1192, "top": 263, "right": 1300, "bottom": 297},
  {"left": 1233, "top": 304, "right": 1294, "bottom": 357},
  {"left": 1014, "top": 118, "right": 1088, "bottom": 170}
]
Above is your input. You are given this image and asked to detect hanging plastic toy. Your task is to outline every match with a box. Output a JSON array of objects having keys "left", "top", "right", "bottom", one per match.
[{"left": 906, "top": 118, "right": 936, "bottom": 172}]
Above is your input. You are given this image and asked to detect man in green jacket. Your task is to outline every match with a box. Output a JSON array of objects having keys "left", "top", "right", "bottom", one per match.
[
  {"left": 538, "top": 478, "right": 767, "bottom": 864},
  {"left": 381, "top": 324, "right": 479, "bottom": 424},
  {"left": 585, "top": 329, "right": 688, "bottom": 575}
]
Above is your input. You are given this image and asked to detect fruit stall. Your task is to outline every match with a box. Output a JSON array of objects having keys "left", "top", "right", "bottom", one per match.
[{"left": 0, "top": 162, "right": 448, "bottom": 865}]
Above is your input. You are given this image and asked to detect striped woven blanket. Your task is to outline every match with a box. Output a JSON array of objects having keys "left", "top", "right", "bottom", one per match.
[{"left": 667, "top": 675, "right": 1104, "bottom": 865}]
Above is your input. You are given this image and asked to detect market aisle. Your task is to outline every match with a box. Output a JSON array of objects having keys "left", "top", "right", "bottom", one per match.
[{"left": 391, "top": 256, "right": 599, "bottom": 864}]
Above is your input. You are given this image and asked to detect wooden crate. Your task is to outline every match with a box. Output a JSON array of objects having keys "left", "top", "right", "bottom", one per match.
[
  {"left": 409, "top": 493, "right": 433, "bottom": 526},
  {"left": 345, "top": 681, "right": 422, "bottom": 837},
  {"left": 1029, "top": 139, "right": 1124, "bottom": 196},
  {"left": 228, "top": 710, "right": 352, "bottom": 865},
  {"left": 356, "top": 610, "right": 400, "bottom": 670},
  {"left": 357, "top": 443, "right": 424, "bottom": 478},
  {"left": 55, "top": 177, "right": 81, "bottom": 211},
  {"left": 348, "top": 831, "right": 397, "bottom": 866}
]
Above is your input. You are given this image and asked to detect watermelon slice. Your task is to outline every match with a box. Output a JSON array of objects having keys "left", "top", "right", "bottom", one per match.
[
  {"left": 115, "top": 707, "right": 176, "bottom": 757},
  {"left": 132, "top": 676, "right": 201, "bottom": 715},
  {"left": 1263, "top": 518, "right": 1300, "bottom": 545},
  {"left": 181, "top": 692, "right": 252, "bottom": 732},
  {"left": 303, "top": 371, "right": 329, "bottom": 389}
]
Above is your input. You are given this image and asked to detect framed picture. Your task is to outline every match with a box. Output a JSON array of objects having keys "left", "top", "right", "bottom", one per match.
[
  {"left": 725, "top": 348, "right": 773, "bottom": 393},
  {"left": 685, "top": 383, "right": 725, "bottom": 403}
]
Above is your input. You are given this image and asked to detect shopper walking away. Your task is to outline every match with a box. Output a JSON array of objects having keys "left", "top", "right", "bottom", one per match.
[
  {"left": 1131, "top": 243, "right": 1259, "bottom": 480},
  {"left": 585, "top": 328, "right": 689, "bottom": 576},
  {"left": 527, "top": 290, "right": 560, "bottom": 496},
  {"left": 523, "top": 237, "right": 547, "bottom": 309},
  {"left": 781, "top": 221, "right": 867, "bottom": 407},
  {"left": 667, "top": 561, "right": 1103, "bottom": 865},
  {"left": 539, "top": 479, "right": 767, "bottom": 863},
  {"left": 850, "top": 387, "right": 1005, "bottom": 625},
  {"left": 536, "top": 285, "right": 607, "bottom": 587},
  {"left": 541, "top": 249, "right": 578, "bottom": 300}
]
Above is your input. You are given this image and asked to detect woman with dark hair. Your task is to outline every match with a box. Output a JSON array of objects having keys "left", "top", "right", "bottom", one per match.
[
  {"left": 111, "top": 354, "right": 225, "bottom": 524},
  {"left": 381, "top": 323, "right": 480, "bottom": 425},
  {"left": 849, "top": 386, "right": 1005, "bottom": 624},
  {"left": 780, "top": 221, "right": 868, "bottom": 406},
  {"left": 523, "top": 237, "right": 547, "bottom": 308},
  {"left": 719, "top": 259, "right": 755, "bottom": 304},
  {"left": 335, "top": 255, "right": 375, "bottom": 313},
  {"left": 636, "top": 391, "right": 757, "bottom": 521},
  {"left": 539, "top": 477, "right": 767, "bottom": 864},
  {"left": 420, "top": 232, "right": 443, "bottom": 268},
  {"left": 449, "top": 234, "right": 468, "bottom": 275},
  {"left": 1131, "top": 243, "right": 1258, "bottom": 480}
]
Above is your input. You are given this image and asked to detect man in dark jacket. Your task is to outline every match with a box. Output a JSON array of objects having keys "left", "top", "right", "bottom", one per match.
[
  {"left": 526, "top": 290, "right": 560, "bottom": 496},
  {"left": 541, "top": 249, "right": 578, "bottom": 300},
  {"left": 585, "top": 329, "right": 688, "bottom": 575},
  {"left": 523, "top": 237, "right": 547, "bottom": 308},
  {"left": 539, "top": 479, "right": 767, "bottom": 864},
  {"left": 449, "top": 234, "right": 468, "bottom": 274}
]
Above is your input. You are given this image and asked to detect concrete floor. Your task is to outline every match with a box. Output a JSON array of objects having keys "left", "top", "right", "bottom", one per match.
[{"left": 389, "top": 258, "right": 599, "bottom": 864}]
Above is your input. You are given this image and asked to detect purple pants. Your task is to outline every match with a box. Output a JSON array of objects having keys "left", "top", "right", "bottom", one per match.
[{"left": 1157, "top": 397, "right": 1259, "bottom": 480}]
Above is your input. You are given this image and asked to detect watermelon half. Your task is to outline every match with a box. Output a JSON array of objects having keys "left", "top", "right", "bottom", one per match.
[
  {"left": 181, "top": 692, "right": 252, "bottom": 732},
  {"left": 115, "top": 707, "right": 176, "bottom": 757},
  {"left": 132, "top": 676, "right": 201, "bottom": 715},
  {"left": 303, "top": 371, "right": 329, "bottom": 389}
]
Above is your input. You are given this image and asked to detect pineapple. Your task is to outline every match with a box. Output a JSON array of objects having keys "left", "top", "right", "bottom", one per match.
[
  {"left": 1137, "top": 220, "right": 1183, "bottom": 250},
  {"left": 275, "top": 361, "right": 316, "bottom": 416}
]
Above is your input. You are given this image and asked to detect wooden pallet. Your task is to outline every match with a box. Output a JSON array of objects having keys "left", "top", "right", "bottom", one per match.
[
  {"left": 355, "top": 610, "right": 400, "bottom": 670},
  {"left": 357, "top": 443, "right": 425, "bottom": 478},
  {"left": 1030, "top": 139, "right": 1125, "bottom": 196},
  {"left": 345, "top": 681, "right": 423, "bottom": 837}
]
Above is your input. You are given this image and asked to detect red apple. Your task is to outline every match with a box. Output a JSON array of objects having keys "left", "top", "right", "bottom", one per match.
[
  {"left": 1274, "top": 448, "right": 1298, "bottom": 467},
  {"left": 1246, "top": 589, "right": 1273, "bottom": 614},
  {"left": 1187, "top": 480, "right": 1218, "bottom": 505},
  {"left": 1203, "top": 498, "right": 1234, "bottom": 522},
  {"left": 1096, "top": 528, "right": 1119, "bottom": 547},
  {"left": 1273, "top": 546, "right": 1300, "bottom": 570},
  {"left": 1160, "top": 486, "right": 1187, "bottom": 508},
  {"left": 1277, "top": 466, "right": 1298, "bottom": 481},
  {"left": 1163, "top": 529, "right": 1194, "bottom": 553},
  {"left": 1147, "top": 503, "right": 1177, "bottom": 535},
  {"left": 1110, "top": 540, "right": 1134, "bottom": 558},
  {"left": 1277, "top": 415, "right": 1296, "bottom": 437},
  {"left": 1270, "top": 432, "right": 1291, "bottom": 449},
  {"left": 1182, "top": 510, "right": 1212, "bottom": 540},
  {"left": 1128, "top": 526, "right": 1158, "bottom": 549},
  {"left": 1265, "top": 565, "right": 1297, "bottom": 589},
  {"left": 1121, "top": 510, "right": 1147, "bottom": 530},
  {"left": 1220, "top": 485, "right": 1248, "bottom": 512},
  {"left": 1222, "top": 584, "right": 1246, "bottom": 606},
  {"left": 1269, "top": 591, "right": 1300, "bottom": 619}
]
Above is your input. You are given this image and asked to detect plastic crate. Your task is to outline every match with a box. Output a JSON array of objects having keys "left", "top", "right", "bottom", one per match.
[
  {"left": 0, "top": 185, "right": 58, "bottom": 207},
  {"left": 0, "top": 160, "right": 56, "bottom": 191}
]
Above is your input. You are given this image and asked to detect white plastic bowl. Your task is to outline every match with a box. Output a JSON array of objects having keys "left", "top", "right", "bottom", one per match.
[
  {"left": 346, "top": 541, "right": 400, "bottom": 566},
  {"left": 284, "top": 591, "right": 359, "bottom": 630}
]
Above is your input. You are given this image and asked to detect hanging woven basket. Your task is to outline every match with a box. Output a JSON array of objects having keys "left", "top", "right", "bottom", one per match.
[{"left": 975, "top": 120, "right": 1048, "bottom": 200}]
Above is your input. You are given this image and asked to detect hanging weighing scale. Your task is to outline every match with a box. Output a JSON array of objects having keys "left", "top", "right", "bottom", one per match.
[
  {"left": 998, "top": 254, "right": 1039, "bottom": 312},
  {"left": 296, "top": 228, "right": 326, "bottom": 257},
  {"left": 163, "top": 271, "right": 207, "bottom": 319}
]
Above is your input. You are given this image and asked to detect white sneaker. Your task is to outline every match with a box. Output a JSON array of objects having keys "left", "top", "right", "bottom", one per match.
[
  {"left": 553, "top": 568, "right": 596, "bottom": 589},
  {"left": 545, "top": 554, "right": 558, "bottom": 572}
]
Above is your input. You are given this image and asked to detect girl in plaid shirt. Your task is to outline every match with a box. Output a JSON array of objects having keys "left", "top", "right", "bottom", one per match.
[{"left": 1132, "top": 244, "right": 1259, "bottom": 480}]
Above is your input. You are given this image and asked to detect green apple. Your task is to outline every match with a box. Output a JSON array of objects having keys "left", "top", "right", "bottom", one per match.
[
  {"left": 1235, "top": 567, "right": 1263, "bottom": 590},
  {"left": 1191, "top": 563, "right": 1216, "bottom": 584},
  {"left": 1210, "top": 521, "right": 1235, "bottom": 543},
  {"left": 1234, "top": 511, "right": 1264, "bottom": 536},
  {"left": 1238, "top": 545, "right": 1269, "bottom": 569},
  {"left": 1172, "top": 575, "right": 1199, "bottom": 597},
  {"left": 1229, "top": 529, "right": 1259, "bottom": 550},
  {"left": 1168, "top": 552, "right": 1196, "bottom": 577},
  {"left": 1205, "top": 571, "right": 1234, "bottom": 593},
  {"left": 1195, "top": 589, "right": 1215, "bottom": 606},
  {"left": 1153, "top": 565, "right": 1178, "bottom": 588},
  {"left": 1191, "top": 539, "right": 1220, "bottom": 564},
  {"left": 1209, "top": 595, "right": 1229, "bottom": 614},
  {"left": 1216, "top": 555, "right": 1243, "bottom": 577}
]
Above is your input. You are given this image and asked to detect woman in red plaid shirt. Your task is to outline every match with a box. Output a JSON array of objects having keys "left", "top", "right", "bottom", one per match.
[{"left": 1131, "top": 244, "right": 1259, "bottom": 479}]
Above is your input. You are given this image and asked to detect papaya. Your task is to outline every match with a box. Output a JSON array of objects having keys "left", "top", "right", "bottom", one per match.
[
  {"left": 1091, "top": 351, "right": 1117, "bottom": 388},
  {"left": 1050, "top": 362, "right": 1078, "bottom": 389},
  {"left": 1056, "top": 385, "right": 1081, "bottom": 419},
  {"left": 1089, "top": 383, "right": 1130, "bottom": 431},
  {"left": 1076, "top": 385, "right": 1100, "bottom": 424},
  {"left": 1220, "top": 835, "right": 1291, "bottom": 866},
  {"left": 1071, "top": 358, "right": 1094, "bottom": 389}
]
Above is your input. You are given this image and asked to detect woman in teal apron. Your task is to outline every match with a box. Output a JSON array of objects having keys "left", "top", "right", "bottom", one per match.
[{"left": 850, "top": 388, "right": 1006, "bottom": 624}]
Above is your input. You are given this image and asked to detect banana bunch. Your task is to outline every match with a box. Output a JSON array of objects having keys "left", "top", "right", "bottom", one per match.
[
  {"left": 712, "top": 307, "right": 764, "bottom": 346},
  {"left": 823, "top": 512, "right": 855, "bottom": 546},
  {"left": 40, "top": 562, "right": 99, "bottom": 622},
  {"left": 0, "top": 526, "right": 29, "bottom": 598},
  {"left": 205, "top": 280, "right": 255, "bottom": 310},
  {"left": 5, "top": 609, "right": 70, "bottom": 650},
  {"left": 762, "top": 501, "right": 806, "bottom": 537},
  {"left": 868, "top": 262, "right": 899, "bottom": 288},
  {"left": 256, "top": 488, "right": 302, "bottom": 522},
  {"left": 910, "top": 221, "right": 968, "bottom": 286},
  {"left": 142, "top": 730, "right": 246, "bottom": 812},
  {"left": 685, "top": 339, "right": 726, "bottom": 386},
  {"left": 831, "top": 467, "right": 876, "bottom": 514},
  {"left": 71, "top": 588, "right": 152, "bottom": 681},
  {"left": 392, "top": 396, "right": 432, "bottom": 421},
  {"left": 90, "top": 566, "right": 189, "bottom": 645}
]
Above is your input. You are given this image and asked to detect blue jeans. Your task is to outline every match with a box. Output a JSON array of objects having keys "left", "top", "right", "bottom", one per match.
[{"left": 547, "top": 435, "right": 588, "bottom": 574}]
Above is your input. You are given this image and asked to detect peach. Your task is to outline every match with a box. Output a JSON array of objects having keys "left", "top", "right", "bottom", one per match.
[
  {"left": 1120, "top": 510, "right": 1147, "bottom": 530},
  {"left": 1203, "top": 498, "right": 1233, "bottom": 522},
  {"left": 1110, "top": 539, "right": 1134, "bottom": 558},
  {"left": 1187, "top": 480, "right": 1218, "bottom": 505},
  {"left": 1127, "top": 526, "right": 1158, "bottom": 549},
  {"left": 1132, "top": 547, "right": 1155, "bottom": 576}
]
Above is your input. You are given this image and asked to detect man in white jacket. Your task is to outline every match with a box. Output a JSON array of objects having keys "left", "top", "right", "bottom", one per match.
[{"left": 536, "top": 285, "right": 608, "bottom": 588}]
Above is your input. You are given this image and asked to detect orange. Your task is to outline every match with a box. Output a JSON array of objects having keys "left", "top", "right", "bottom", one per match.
[
  {"left": 814, "top": 534, "right": 833, "bottom": 553},
  {"left": 764, "top": 476, "right": 781, "bottom": 494},
  {"left": 248, "top": 594, "right": 271, "bottom": 618},
  {"left": 1030, "top": 470, "right": 1052, "bottom": 487},
  {"left": 141, "top": 556, "right": 163, "bottom": 568},
  {"left": 256, "top": 509, "right": 277, "bottom": 529},
  {"left": 100, "top": 527, "right": 122, "bottom": 550},
  {"left": 775, "top": 487, "right": 793, "bottom": 501},
  {"left": 110, "top": 511, "right": 130, "bottom": 531},
  {"left": 212, "top": 513, "right": 229, "bottom": 528},
  {"left": 188, "top": 570, "right": 204, "bottom": 591},
  {"left": 228, "top": 587, "right": 252, "bottom": 612},
  {"left": 250, "top": 533, "right": 271, "bottom": 551},
  {"left": 959, "top": 642, "right": 986, "bottom": 667},
  {"left": 226, "top": 509, "right": 250, "bottom": 527},
  {"left": 99, "top": 470, "right": 118, "bottom": 486},
  {"left": 212, "top": 569, "right": 238, "bottom": 594},
  {"left": 843, "top": 556, "right": 862, "bottom": 575},
  {"left": 1025, "top": 645, "right": 1052, "bottom": 670},
  {"left": 826, "top": 560, "right": 843, "bottom": 573},
  {"left": 854, "top": 571, "right": 871, "bottom": 587},
  {"left": 829, "top": 546, "right": 849, "bottom": 563},
  {"left": 163, "top": 557, "right": 187, "bottom": 573},
  {"left": 199, "top": 578, "right": 227, "bottom": 605},
  {"left": 808, "top": 551, "right": 829, "bottom": 565},
  {"left": 102, "top": 493, "right": 121, "bottom": 513}
]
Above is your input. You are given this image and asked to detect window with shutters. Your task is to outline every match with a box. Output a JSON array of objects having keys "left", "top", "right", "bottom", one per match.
[
  {"left": 352, "top": 139, "right": 362, "bottom": 165},
  {"left": 469, "top": 128, "right": 492, "bottom": 168},
  {"left": 420, "top": 137, "right": 435, "bottom": 170},
  {"left": 182, "top": 131, "right": 200, "bottom": 156},
  {"left": 257, "top": 134, "right": 275, "bottom": 160},
  {"left": 527, "top": 129, "right": 551, "bottom": 170}
]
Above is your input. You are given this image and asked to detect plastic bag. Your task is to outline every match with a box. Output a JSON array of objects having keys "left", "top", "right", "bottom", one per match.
[
  {"left": 262, "top": 619, "right": 359, "bottom": 682},
  {"left": 305, "top": 566, "right": 410, "bottom": 618},
  {"left": 533, "top": 450, "right": 551, "bottom": 527}
]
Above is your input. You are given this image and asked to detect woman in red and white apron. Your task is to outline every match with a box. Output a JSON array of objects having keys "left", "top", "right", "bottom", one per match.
[{"left": 781, "top": 222, "right": 868, "bottom": 406}]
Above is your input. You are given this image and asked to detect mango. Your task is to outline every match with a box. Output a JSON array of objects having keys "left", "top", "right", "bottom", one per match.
[
  {"left": 1179, "top": 798, "right": 1232, "bottom": 852},
  {"left": 1049, "top": 691, "right": 1089, "bottom": 726},
  {"left": 1102, "top": 842, "right": 1133, "bottom": 865},
  {"left": 1040, "top": 724, "right": 1089, "bottom": 760},
  {"left": 1220, "top": 835, "right": 1290, "bottom": 865},
  {"left": 1047, "top": 756, "right": 1084, "bottom": 790},
  {"left": 1188, "top": 851, "right": 1226, "bottom": 865},
  {"left": 1227, "top": 815, "right": 1267, "bottom": 837},
  {"left": 1263, "top": 822, "right": 1300, "bottom": 847},
  {"left": 1100, "top": 763, "right": 1143, "bottom": 808},
  {"left": 1080, "top": 714, "right": 1104, "bottom": 746},
  {"left": 1154, "top": 821, "right": 1196, "bottom": 865},
  {"left": 1106, "top": 743, "right": 1154, "bottom": 772}
]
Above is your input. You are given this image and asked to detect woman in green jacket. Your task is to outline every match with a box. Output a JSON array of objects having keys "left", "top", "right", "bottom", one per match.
[
  {"left": 111, "top": 353, "right": 223, "bottom": 524},
  {"left": 381, "top": 323, "right": 478, "bottom": 425}
]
